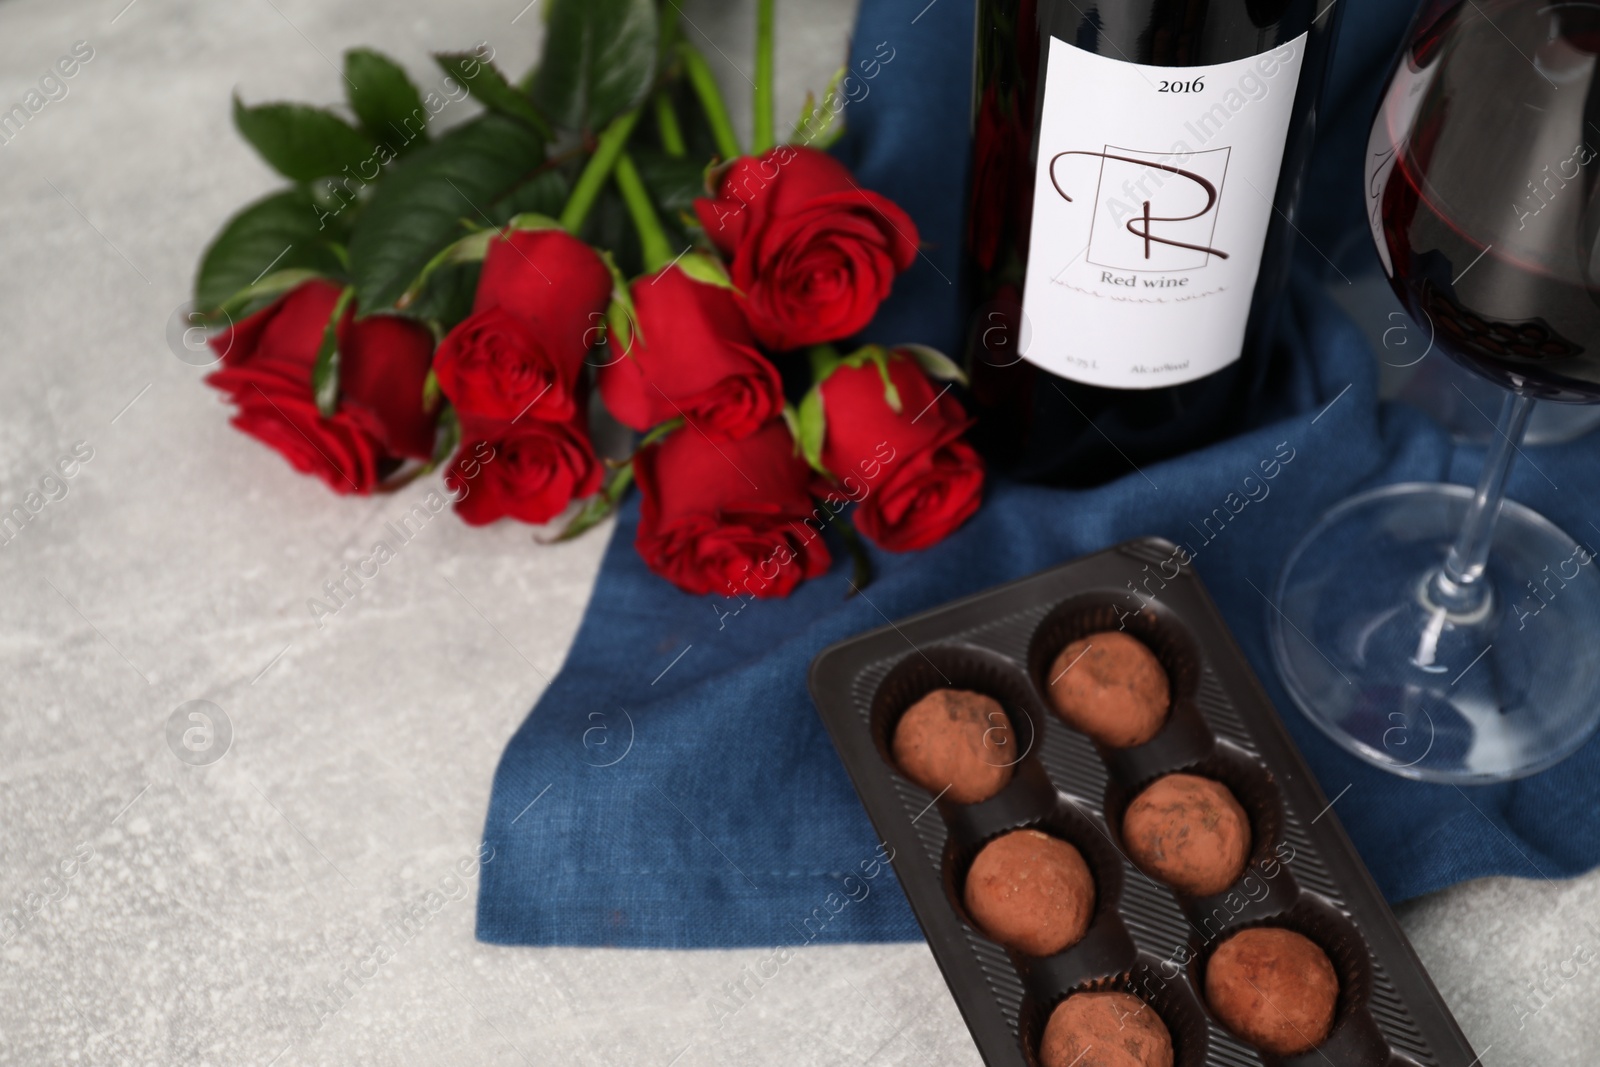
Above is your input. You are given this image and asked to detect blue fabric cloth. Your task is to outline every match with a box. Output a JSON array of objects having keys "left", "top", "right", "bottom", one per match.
[{"left": 476, "top": 0, "right": 1600, "bottom": 948}]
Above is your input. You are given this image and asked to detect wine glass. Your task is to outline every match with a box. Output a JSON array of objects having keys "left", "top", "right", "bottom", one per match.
[{"left": 1271, "top": 0, "right": 1600, "bottom": 782}]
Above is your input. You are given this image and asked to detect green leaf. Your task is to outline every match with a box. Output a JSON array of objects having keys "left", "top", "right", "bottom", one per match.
[
  {"left": 579, "top": 183, "right": 642, "bottom": 277},
  {"left": 431, "top": 404, "right": 460, "bottom": 469},
  {"left": 194, "top": 188, "right": 346, "bottom": 312},
  {"left": 840, "top": 344, "right": 902, "bottom": 413},
  {"left": 214, "top": 268, "right": 326, "bottom": 321},
  {"left": 872, "top": 354, "right": 903, "bottom": 414},
  {"left": 312, "top": 286, "right": 356, "bottom": 417},
  {"left": 702, "top": 157, "right": 735, "bottom": 197},
  {"left": 503, "top": 212, "right": 564, "bottom": 233},
  {"left": 900, "top": 343, "right": 969, "bottom": 386},
  {"left": 675, "top": 252, "right": 734, "bottom": 290},
  {"left": 604, "top": 298, "right": 635, "bottom": 355},
  {"left": 792, "top": 67, "right": 847, "bottom": 149},
  {"left": 345, "top": 48, "right": 430, "bottom": 153},
  {"left": 597, "top": 249, "right": 638, "bottom": 353},
  {"left": 550, "top": 462, "right": 634, "bottom": 542},
  {"left": 348, "top": 114, "right": 546, "bottom": 311},
  {"left": 533, "top": 0, "right": 659, "bottom": 132},
  {"left": 493, "top": 170, "right": 570, "bottom": 226},
  {"left": 232, "top": 96, "right": 376, "bottom": 182},
  {"left": 806, "top": 344, "right": 843, "bottom": 384},
  {"left": 796, "top": 385, "right": 828, "bottom": 475},
  {"left": 398, "top": 228, "right": 496, "bottom": 309},
  {"left": 407, "top": 261, "right": 482, "bottom": 334},
  {"left": 435, "top": 52, "right": 552, "bottom": 136},
  {"left": 637, "top": 417, "right": 684, "bottom": 450},
  {"left": 634, "top": 151, "right": 707, "bottom": 217},
  {"left": 397, "top": 211, "right": 562, "bottom": 310}
]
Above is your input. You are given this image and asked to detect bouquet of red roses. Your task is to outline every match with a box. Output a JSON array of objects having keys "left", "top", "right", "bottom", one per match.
[{"left": 193, "top": 0, "right": 984, "bottom": 598}]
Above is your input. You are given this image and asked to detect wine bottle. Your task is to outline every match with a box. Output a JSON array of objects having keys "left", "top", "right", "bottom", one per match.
[{"left": 966, "top": 0, "right": 1343, "bottom": 485}]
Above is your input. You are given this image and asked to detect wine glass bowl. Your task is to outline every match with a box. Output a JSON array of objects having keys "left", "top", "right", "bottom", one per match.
[
  {"left": 1272, "top": 0, "right": 1600, "bottom": 782},
  {"left": 1371, "top": 0, "right": 1600, "bottom": 402}
]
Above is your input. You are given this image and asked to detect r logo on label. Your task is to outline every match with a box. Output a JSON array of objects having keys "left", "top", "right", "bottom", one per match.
[{"left": 1050, "top": 145, "right": 1232, "bottom": 272}]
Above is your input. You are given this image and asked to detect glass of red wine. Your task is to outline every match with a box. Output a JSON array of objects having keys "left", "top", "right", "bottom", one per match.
[{"left": 1271, "top": 0, "right": 1600, "bottom": 782}]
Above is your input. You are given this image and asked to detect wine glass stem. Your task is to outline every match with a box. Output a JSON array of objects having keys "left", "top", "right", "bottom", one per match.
[{"left": 1430, "top": 391, "right": 1537, "bottom": 613}]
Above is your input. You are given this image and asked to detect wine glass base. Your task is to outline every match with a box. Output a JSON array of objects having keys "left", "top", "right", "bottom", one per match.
[{"left": 1271, "top": 483, "right": 1600, "bottom": 783}]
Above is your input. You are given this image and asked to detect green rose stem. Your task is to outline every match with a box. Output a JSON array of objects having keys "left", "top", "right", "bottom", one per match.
[
  {"left": 549, "top": 462, "right": 634, "bottom": 543},
  {"left": 752, "top": 0, "right": 776, "bottom": 154},
  {"left": 653, "top": 4, "right": 686, "bottom": 157},
  {"left": 654, "top": 94, "right": 687, "bottom": 158},
  {"left": 660, "top": 0, "right": 681, "bottom": 57},
  {"left": 558, "top": 108, "right": 643, "bottom": 234},
  {"left": 550, "top": 416, "right": 685, "bottom": 542},
  {"left": 613, "top": 150, "right": 674, "bottom": 273},
  {"left": 836, "top": 519, "right": 873, "bottom": 596},
  {"left": 677, "top": 41, "right": 742, "bottom": 162}
]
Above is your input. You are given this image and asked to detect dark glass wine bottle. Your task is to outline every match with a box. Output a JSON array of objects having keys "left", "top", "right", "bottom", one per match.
[{"left": 966, "top": 0, "right": 1343, "bottom": 485}]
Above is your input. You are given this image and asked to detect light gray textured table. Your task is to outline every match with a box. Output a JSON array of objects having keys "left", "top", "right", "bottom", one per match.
[{"left": 0, "top": 1, "right": 1594, "bottom": 1064}]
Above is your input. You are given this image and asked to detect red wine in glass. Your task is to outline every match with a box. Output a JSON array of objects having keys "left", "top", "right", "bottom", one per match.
[{"left": 1369, "top": 0, "right": 1600, "bottom": 402}]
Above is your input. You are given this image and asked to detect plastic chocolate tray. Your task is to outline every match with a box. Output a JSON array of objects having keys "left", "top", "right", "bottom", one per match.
[{"left": 807, "top": 539, "right": 1477, "bottom": 1066}]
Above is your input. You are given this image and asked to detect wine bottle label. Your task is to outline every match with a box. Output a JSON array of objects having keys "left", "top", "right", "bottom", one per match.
[{"left": 1019, "top": 34, "right": 1308, "bottom": 389}]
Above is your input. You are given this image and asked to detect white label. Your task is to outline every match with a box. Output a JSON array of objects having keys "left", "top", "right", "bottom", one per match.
[{"left": 1019, "top": 34, "right": 1308, "bottom": 389}]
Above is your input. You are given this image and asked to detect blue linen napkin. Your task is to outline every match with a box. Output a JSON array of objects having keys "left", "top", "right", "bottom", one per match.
[{"left": 476, "top": 0, "right": 1600, "bottom": 948}]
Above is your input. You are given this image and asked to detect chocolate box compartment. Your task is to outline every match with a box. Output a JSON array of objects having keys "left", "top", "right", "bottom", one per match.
[
  {"left": 943, "top": 795, "right": 1132, "bottom": 976},
  {"left": 1102, "top": 741, "right": 1290, "bottom": 906},
  {"left": 1017, "top": 957, "right": 1215, "bottom": 1067},
  {"left": 808, "top": 538, "right": 1477, "bottom": 1067}
]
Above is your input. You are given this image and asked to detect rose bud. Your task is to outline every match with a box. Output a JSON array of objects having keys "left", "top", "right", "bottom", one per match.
[
  {"left": 811, "top": 348, "right": 984, "bottom": 552},
  {"left": 598, "top": 264, "right": 783, "bottom": 441},
  {"left": 433, "top": 228, "right": 612, "bottom": 423},
  {"left": 694, "top": 145, "right": 919, "bottom": 351},
  {"left": 634, "top": 418, "right": 832, "bottom": 598},
  {"left": 206, "top": 280, "right": 437, "bottom": 494},
  {"left": 446, "top": 413, "right": 603, "bottom": 527}
]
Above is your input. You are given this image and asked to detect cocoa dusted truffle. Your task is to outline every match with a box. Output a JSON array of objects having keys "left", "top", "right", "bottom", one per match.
[
  {"left": 891, "top": 689, "right": 1015, "bottom": 803},
  {"left": 1040, "top": 991, "right": 1174, "bottom": 1067},
  {"left": 963, "top": 829, "right": 1094, "bottom": 955},
  {"left": 1047, "top": 631, "right": 1169, "bottom": 747},
  {"left": 1205, "top": 927, "right": 1339, "bottom": 1056},
  {"left": 1123, "top": 773, "right": 1251, "bottom": 897}
]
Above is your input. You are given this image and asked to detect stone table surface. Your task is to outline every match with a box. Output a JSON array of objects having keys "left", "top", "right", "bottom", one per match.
[{"left": 0, "top": 0, "right": 1595, "bottom": 1064}]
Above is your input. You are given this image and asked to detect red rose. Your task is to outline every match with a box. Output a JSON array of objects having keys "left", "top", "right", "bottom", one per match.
[
  {"left": 219, "top": 388, "right": 385, "bottom": 494},
  {"left": 635, "top": 419, "right": 832, "bottom": 598},
  {"left": 694, "top": 146, "right": 919, "bottom": 351},
  {"left": 433, "top": 229, "right": 611, "bottom": 423},
  {"left": 816, "top": 350, "right": 984, "bottom": 552},
  {"left": 598, "top": 264, "right": 782, "bottom": 440},
  {"left": 447, "top": 414, "right": 603, "bottom": 527},
  {"left": 338, "top": 312, "right": 440, "bottom": 460},
  {"left": 206, "top": 280, "right": 437, "bottom": 494}
]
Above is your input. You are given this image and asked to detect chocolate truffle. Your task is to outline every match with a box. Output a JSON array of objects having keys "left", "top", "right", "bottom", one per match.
[
  {"left": 891, "top": 689, "right": 1015, "bottom": 803},
  {"left": 1123, "top": 773, "right": 1251, "bottom": 897},
  {"left": 1047, "top": 631, "right": 1169, "bottom": 747},
  {"left": 1041, "top": 991, "right": 1174, "bottom": 1067},
  {"left": 963, "top": 829, "right": 1094, "bottom": 955},
  {"left": 1205, "top": 927, "right": 1339, "bottom": 1056}
]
